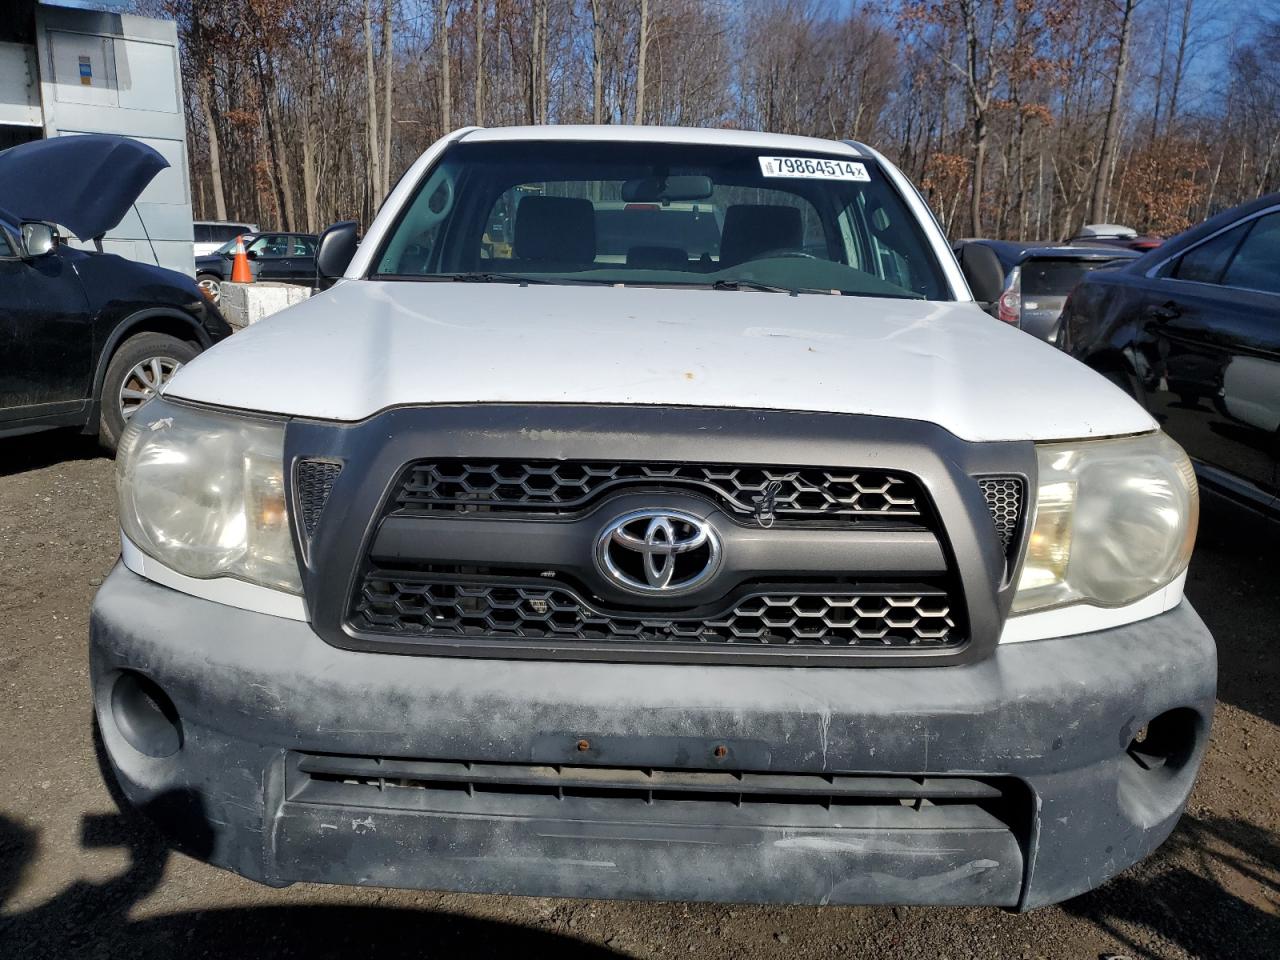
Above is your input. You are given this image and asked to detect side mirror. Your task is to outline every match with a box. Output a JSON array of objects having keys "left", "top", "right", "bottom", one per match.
[
  {"left": 955, "top": 242, "right": 1005, "bottom": 306},
  {"left": 21, "top": 221, "right": 57, "bottom": 259},
  {"left": 245, "top": 250, "right": 258, "bottom": 261},
  {"left": 315, "top": 220, "right": 359, "bottom": 291}
]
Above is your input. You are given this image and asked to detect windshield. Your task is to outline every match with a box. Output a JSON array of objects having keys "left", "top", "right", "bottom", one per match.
[{"left": 371, "top": 141, "right": 950, "bottom": 300}]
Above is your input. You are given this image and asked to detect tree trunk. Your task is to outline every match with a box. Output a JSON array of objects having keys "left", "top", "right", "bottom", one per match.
[
  {"left": 1091, "top": 0, "right": 1137, "bottom": 223},
  {"left": 474, "top": 0, "right": 484, "bottom": 125},
  {"left": 265, "top": 79, "right": 296, "bottom": 230},
  {"left": 970, "top": 111, "right": 987, "bottom": 236},
  {"left": 302, "top": 120, "right": 319, "bottom": 232},
  {"left": 196, "top": 63, "right": 227, "bottom": 221},
  {"left": 382, "top": 0, "right": 394, "bottom": 198},
  {"left": 537, "top": 0, "right": 548, "bottom": 122},
  {"left": 1166, "top": 0, "right": 1194, "bottom": 129},
  {"left": 590, "top": 0, "right": 603, "bottom": 123},
  {"left": 438, "top": 0, "right": 452, "bottom": 132},
  {"left": 528, "top": 1, "right": 540, "bottom": 123},
  {"left": 634, "top": 0, "right": 649, "bottom": 124},
  {"left": 364, "top": 0, "right": 384, "bottom": 205}
]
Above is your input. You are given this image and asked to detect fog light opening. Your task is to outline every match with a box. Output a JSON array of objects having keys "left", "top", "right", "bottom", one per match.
[
  {"left": 110, "top": 671, "right": 183, "bottom": 759},
  {"left": 1127, "top": 708, "right": 1198, "bottom": 774}
]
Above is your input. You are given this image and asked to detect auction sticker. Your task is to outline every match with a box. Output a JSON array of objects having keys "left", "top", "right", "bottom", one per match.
[{"left": 758, "top": 156, "right": 870, "bottom": 181}]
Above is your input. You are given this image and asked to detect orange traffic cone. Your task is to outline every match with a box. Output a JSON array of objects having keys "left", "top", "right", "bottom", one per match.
[{"left": 230, "top": 234, "right": 253, "bottom": 283}]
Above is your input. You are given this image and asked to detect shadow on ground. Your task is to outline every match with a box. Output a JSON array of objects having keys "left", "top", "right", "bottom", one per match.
[
  {"left": 0, "top": 801, "right": 626, "bottom": 960},
  {"left": 1063, "top": 813, "right": 1280, "bottom": 960},
  {"left": 1184, "top": 492, "right": 1280, "bottom": 726},
  {"left": 0, "top": 429, "right": 107, "bottom": 478},
  {"left": 0, "top": 720, "right": 627, "bottom": 960}
]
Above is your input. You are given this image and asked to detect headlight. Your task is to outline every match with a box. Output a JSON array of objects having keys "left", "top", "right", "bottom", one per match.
[
  {"left": 116, "top": 398, "right": 301, "bottom": 593},
  {"left": 1012, "top": 432, "right": 1197, "bottom": 615}
]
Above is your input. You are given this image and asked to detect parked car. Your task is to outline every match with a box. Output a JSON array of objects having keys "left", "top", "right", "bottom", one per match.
[
  {"left": 195, "top": 231, "right": 319, "bottom": 302},
  {"left": 193, "top": 219, "right": 259, "bottom": 257},
  {"left": 1068, "top": 223, "right": 1163, "bottom": 252},
  {"left": 954, "top": 239, "right": 1139, "bottom": 341},
  {"left": 94, "top": 125, "right": 1212, "bottom": 911},
  {"left": 1061, "top": 193, "right": 1280, "bottom": 513},
  {"left": 0, "top": 135, "right": 232, "bottom": 450}
]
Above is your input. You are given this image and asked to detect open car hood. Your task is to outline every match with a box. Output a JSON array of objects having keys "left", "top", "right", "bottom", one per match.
[{"left": 0, "top": 134, "right": 168, "bottom": 240}]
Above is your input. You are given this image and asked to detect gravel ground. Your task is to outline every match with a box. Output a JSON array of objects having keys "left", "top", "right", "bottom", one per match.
[{"left": 0, "top": 429, "right": 1276, "bottom": 960}]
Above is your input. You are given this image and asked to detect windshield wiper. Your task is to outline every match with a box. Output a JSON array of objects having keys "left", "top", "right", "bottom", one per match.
[
  {"left": 711, "top": 278, "right": 839, "bottom": 296},
  {"left": 711, "top": 278, "right": 793, "bottom": 294},
  {"left": 448, "top": 272, "right": 551, "bottom": 285},
  {"left": 446, "top": 272, "right": 616, "bottom": 286}
]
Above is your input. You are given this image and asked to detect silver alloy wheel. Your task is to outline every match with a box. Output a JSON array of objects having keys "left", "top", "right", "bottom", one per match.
[
  {"left": 119, "top": 356, "right": 182, "bottom": 421},
  {"left": 197, "top": 276, "right": 221, "bottom": 302}
]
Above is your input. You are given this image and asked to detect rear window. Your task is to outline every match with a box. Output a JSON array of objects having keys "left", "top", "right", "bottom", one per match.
[
  {"left": 1020, "top": 258, "right": 1124, "bottom": 297},
  {"left": 215, "top": 224, "right": 251, "bottom": 242},
  {"left": 594, "top": 206, "right": 723, "bottom": 258}
]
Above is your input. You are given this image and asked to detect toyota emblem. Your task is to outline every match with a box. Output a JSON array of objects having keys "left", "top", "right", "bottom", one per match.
[{"left": 594, "top": 509, "right": 722, "bottom": 595}]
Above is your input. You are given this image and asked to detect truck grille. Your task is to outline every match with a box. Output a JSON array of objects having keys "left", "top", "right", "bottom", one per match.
[
  {"left": 294, "top": 406, "right": 1027, "bottom": 666},
  {"left": 977, "top": 476, "right": 1024, "bottom": 550},
  {"left": 396, "top": 459, "right": 922, "bottom": 522},
  {"left": 352, "top": 575, "right": 960, "bottom": 648},
  {"left": 296, "top": 458, "right": 343, "bottom": 538}
]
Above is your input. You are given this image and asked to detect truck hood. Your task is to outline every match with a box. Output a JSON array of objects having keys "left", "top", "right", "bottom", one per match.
[{"left": 165, "top": 280, "right": 1155, "bottom": 443}]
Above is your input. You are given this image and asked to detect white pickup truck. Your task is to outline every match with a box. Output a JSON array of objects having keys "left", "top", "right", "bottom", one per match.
[{"left": 92, "top": 125, "right": 1214, "bottom": 910}]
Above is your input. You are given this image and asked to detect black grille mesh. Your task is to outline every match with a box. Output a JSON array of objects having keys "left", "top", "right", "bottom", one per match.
[
  {"left": 977, "top": 476, "right": 1023, "bottom": 550},
  {"left": 296, "top": 459, "right": 343, "bottom": 537},
  {"left": 352, "top": 576, "right": 960, "bottom": 648},
  {"left": 395, "top": 460, "right": 922, "bottom": 522}
]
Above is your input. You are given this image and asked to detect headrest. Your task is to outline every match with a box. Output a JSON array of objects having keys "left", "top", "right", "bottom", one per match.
[
  {"left": 514, "top": 196, "right": 596, "bottom": 264},
  {"left": 719, "top": 204, "right": 804, "bottom": 266}
]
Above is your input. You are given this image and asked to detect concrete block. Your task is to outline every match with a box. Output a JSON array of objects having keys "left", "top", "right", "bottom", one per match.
[{"left": 220, "top": 282, "right": 312, "bottom": 329}]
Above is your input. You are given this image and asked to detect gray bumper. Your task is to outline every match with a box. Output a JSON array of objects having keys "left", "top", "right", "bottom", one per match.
[{"left": 90, "top": 563, "right": 1216, "bottom": 909}]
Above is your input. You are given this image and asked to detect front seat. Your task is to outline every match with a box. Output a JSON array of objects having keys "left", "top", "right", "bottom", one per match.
[
  {"left": 514, "top": 196, "right": 597, "bottom": 268},
  {"left": 719, "top": 204, "right": 803, "bottom": 267}
]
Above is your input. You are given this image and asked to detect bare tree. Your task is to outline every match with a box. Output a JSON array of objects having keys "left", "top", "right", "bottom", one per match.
[
  {"left": 474, "top": 0, "right": 485, "bottom": 125},
  {"left": 439, "top": 0, "right": 452, "bottom": 131},
  {"left": 382, "top": 0, "right": 394, "bottom": 198},
  {"left": 364, "top": 0, "right": 384, "bottom": 202},
  {"left": 1091, "top": 0, "right": 1139, "bottom": 223},
  {"left": 591, "top": 0, "right": 604, "bottom": 123},
  {"left": 634, "top": 0, "right": 649, "bottom": 123}
]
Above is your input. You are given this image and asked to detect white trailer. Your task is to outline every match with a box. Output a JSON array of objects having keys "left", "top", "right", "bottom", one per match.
[{"left": 0, "top": 1, "right": 194, "bottom": 275}]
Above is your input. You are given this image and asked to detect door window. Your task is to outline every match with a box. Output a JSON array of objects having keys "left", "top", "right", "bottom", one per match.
[
  {"left": 250, "top": 235, "right": 290, "bottom": 259},
  {"left": 1221, "top": 212, "right": 1280, "bottom": 295}
]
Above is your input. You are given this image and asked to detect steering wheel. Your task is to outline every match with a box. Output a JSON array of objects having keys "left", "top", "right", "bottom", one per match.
[{"left": 744, "top": 248, "right": 820, "bottom": 262}]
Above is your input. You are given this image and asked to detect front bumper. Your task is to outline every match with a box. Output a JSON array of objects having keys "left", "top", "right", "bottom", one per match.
[{"left": 90, "top": 563, "right": 1216, "bottom": 909}]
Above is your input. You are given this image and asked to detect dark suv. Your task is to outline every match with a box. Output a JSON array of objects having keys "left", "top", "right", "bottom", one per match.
[
  {"left": 0, "top": 135, "right": 232, "bottom": 450},
  {"left": 1060, "top": 192, "right": 1280, "bottom": 513}
]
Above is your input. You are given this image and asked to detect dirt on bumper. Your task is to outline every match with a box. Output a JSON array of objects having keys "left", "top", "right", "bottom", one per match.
[{"left": 89, "top": 563, "right": 1216, "bottom": 909}]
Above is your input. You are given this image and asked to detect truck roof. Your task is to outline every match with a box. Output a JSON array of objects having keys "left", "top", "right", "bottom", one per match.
[{"left": 459, "top": 124, "right": 863, "bottom": 157}]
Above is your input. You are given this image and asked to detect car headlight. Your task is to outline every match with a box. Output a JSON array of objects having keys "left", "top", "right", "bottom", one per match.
[
  {"left": 1011, "top": 432, "right": 1197, "bottom": 615},
  {"left": 116, "top": 398, "right": 301, "bottom": 593}
]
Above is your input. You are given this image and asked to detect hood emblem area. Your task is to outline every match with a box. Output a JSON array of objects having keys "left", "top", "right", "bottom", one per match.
[{"left": 594, "top": 509, "right": 722, "bottom": 596}]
